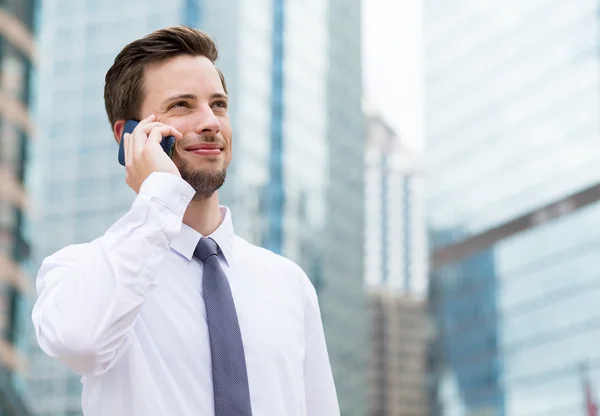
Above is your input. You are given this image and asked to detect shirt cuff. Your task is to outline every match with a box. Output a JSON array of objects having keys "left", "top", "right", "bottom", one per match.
[{"left": 139, "top": 172, "right": 195, "bottom": 216}]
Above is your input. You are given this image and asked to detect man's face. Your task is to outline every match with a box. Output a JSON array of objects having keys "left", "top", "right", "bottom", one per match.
[{"left": 140, "top": 55, "right": 232, "bottom": 199}]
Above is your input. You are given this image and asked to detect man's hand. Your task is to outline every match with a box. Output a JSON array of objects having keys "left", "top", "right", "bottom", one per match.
[{"left": 123, "top": 114, "right": 183, "bottom": 193}]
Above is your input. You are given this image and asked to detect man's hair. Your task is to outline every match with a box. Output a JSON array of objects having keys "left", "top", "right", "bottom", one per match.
[{"left": 104, "top": 25, "right": 227, "bottom": 132}]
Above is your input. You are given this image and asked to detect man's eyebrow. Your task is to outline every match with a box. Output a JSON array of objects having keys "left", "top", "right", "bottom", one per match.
[
  {"left": 163, "top": 93, "right": 197, "bottom": 104},
  {"left": 211, "top": 93, "right": 228, "bottom": 100}
]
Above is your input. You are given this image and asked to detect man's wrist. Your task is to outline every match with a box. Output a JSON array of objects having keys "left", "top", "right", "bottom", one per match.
[{"left": 139, "top": 172, "right": 195, "bottom": 216}]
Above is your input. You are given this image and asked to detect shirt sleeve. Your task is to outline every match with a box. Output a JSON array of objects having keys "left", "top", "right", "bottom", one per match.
[
  {"left": 31, "top": 172, "right": 195, "bottom": 377},
  {"left": 301, "top": 271, "right": 341, "bottom": 416}
]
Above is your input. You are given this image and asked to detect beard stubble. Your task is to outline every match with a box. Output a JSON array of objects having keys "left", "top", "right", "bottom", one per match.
[{"left": 178, "top": 158, "right": 227, "bottom": 200}]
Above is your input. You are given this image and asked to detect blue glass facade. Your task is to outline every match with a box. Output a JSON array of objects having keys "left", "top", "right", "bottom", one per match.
[
  {"left": 381, "top": 153, "right": 389, "bottom": 285},
  {"left": 181, "top": 0, "right": 200, "bottom": 27},
  {"left": 264, "top": 0, "right": 285, "bottom": 255},
  {"left": 430, "top": 242, "right": 504, "bottom": 415},
  {"left": 321, "top": 0, "right": 367, "bottom": 414},
  {"left": 426, "top": 1, "right": 600, "bottom": 415}
]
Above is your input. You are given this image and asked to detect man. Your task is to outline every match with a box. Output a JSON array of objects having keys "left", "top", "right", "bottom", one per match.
[{"left": 31, "top": 25, "right": 339, "bottom": 416}]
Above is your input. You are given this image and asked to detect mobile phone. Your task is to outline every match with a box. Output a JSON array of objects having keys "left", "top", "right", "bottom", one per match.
[{"left": 118, "top": 120, "right": 176, "bottom": 166}]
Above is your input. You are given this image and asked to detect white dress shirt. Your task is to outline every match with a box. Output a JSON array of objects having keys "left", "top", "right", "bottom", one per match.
[{"left": 31, "top": 172, "right": 340, "bottom": 416}]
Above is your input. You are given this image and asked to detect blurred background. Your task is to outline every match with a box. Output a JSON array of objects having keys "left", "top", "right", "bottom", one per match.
[{"left": 0, "top": 0, "right": 599, "bottom": 415}]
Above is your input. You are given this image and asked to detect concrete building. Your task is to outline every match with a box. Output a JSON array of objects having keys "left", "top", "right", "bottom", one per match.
[
  {"left": 369, "top": 290, "right": 429, "bottom": 416},
  {"left": 0, "top": 0, "right": 37, "bottom": 414}
]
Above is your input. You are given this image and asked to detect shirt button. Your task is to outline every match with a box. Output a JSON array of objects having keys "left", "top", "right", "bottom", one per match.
[{"left": 135, "top": 284, "right": 145, "bottom": 295}]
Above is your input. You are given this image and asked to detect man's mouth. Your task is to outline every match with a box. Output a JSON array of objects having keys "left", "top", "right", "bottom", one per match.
[{"left": 184, "top": 144, "right": 223, "bottom": 156}]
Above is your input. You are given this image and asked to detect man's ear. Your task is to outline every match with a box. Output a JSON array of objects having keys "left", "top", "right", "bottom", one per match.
[{"left": 113, "top": 120, "right": 126, "bottom": 143}]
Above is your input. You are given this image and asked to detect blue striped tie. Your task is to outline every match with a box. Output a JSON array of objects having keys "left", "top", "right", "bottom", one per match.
[{"left": 194, "top": 237, "right": 253, "bottom": 416}]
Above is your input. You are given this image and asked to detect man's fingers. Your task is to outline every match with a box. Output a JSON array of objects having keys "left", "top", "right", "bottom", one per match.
[
  {"left": 131, "top": 115, "right": 157, "bottom": 156},
  {"left": 132, "top": 124, "right": 148, "bottom": 157},
  {"left": 147, "top": 126, "right": 177, "bottom": 144},
  {"left": 121, "top": 116, "right": 182, "bottom": 192},
  {"left": 146, "top": 127, "right": 167, "bottom": 147},
  {"left": 124, "top": 133, "right": 133, "bottom": 166},
  {"left": 139, "top": 122, "right": 183, "bottom": 140},
  {"left": 137, "top": 114, "right": 156, "bottom": 127},
  {"left": 131, "top": 119, "right": 181, "bottom": 158}
]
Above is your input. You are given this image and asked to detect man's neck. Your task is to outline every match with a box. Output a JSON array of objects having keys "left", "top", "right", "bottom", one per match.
[{"left": 182, "top": 192, "right": 223, "bottom": 237}]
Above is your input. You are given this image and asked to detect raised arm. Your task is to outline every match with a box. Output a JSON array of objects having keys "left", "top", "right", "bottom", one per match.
[{"left": 32, "top": 172, "right": 194, "bottom": 376}]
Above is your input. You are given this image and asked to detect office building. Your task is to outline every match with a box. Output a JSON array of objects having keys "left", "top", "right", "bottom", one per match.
[
  {"left": 319, "top": 1, "right": 368, "bottom": 414},
  {"left": 365, "top": 112, "right": 427, "bottom": 294},
  {"left": 425, "top": 1, "right": 600, "bottom": 415},
  {"left": 0, "top": 0, "right": 37, "bottom": 414},
  {"left": 28, "top": 0, "right": 366, "bottom": 414},
  {"left": 365, "top": 113, "right": 429, "bottom": 415},
  {"left": 369, "top": 290, "right": 429, "bottom": 416}
]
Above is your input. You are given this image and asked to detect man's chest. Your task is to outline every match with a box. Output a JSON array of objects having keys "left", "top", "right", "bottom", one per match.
[{"left": 135, "top": 254, "right": 306, "bottom": 371}]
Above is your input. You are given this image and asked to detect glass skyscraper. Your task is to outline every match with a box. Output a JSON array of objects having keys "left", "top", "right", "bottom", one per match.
[
  {"left": 425, "top": 1, "right": 600, "bottom": 415},
  {"left": 27, "top": 0, "right": 366, "bottom": 414},
  {"left": 323, "top": 1, "right": 367, "bottom": 414}
]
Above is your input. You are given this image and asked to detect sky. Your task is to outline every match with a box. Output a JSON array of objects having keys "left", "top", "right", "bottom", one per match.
[{"left": 362, "top": 0, "right": 424, "bottom": 151}]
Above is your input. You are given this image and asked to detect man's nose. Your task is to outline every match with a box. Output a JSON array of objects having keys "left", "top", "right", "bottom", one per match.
[{"left": 194, "top": 107, "right": 221, "bottom": 136}]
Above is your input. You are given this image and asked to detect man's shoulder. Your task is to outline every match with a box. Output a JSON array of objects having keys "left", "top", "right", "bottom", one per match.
[
  {"left": 234, "top": 236, "right": 317, "bottom": 299},
  {"left": 233, "top": 236, "right": 307, "bottom": 277}
]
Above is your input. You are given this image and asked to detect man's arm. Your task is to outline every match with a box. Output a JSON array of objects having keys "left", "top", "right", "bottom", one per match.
[
  {"left": 31, "top": 172, "right": 194, "bottom": 377},
  {"left": 302, "top": 273, "right": 341, "bottom": 416}
]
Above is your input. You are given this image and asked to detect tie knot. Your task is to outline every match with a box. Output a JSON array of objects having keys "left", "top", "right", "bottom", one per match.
[{"left": 194, "top": 237, "right": 219, "bottom": 262}]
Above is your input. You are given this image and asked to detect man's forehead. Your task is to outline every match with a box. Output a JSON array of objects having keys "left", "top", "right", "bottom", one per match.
[{"left": 144, "top": 56, "right": 225, "bottom": 96}]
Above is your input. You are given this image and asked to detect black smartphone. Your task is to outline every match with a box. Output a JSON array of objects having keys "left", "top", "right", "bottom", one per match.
[{"left": 118, "top": 120, "right": 176, "bottom": 166}]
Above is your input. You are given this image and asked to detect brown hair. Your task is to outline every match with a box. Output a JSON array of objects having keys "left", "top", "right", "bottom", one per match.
[{"left": 104, "top": 25, "right": 227, "bottom": 133}]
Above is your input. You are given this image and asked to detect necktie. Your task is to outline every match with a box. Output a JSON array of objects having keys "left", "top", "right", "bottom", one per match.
[{"left": 194, "top": 237, "right": 253, "bottom": 416}]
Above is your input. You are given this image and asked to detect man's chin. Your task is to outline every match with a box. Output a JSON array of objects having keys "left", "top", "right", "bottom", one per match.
[{"left": 179, "top": 165, "right": 227, "bottom": 200}]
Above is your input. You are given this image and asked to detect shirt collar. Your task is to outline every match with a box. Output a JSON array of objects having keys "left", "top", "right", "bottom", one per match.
[{"left": 170, "top": 205, "right": 235, "bottom": 265}]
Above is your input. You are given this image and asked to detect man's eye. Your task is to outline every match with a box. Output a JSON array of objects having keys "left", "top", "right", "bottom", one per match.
[
  {"left": 213, "top": 100, "right": 228, "bottom": 109},
  {"left": 170, "top": 101, "right": 189, "bottom": 109}
]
